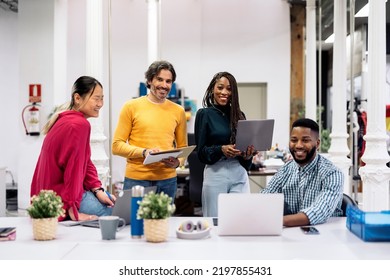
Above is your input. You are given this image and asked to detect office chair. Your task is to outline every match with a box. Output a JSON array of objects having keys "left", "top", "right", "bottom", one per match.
[
  {"left": 187, "top": 151, "right": 205, "bottom": 208},
  {"left": 341, "top": 193, "right": 358, "bottom": 217}
]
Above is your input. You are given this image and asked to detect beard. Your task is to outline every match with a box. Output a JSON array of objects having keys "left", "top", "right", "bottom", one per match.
[{"left": 290, "top": 146, "right": 317, "bottom": 165}]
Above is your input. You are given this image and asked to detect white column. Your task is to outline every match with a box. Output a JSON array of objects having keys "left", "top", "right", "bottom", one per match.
[
  {"left": 86, "top": 0, "right": 110, "bottom": 189},
  {"left": 305, "top": 0, "right": 316, "bottom": 120},
  {"left": 53, "top": 0, "right": 67, "bottom": 105},
  {"left": 328, "top": 0, "right": 351, "bottom": 195},
  {"left": 147, "top": 0, "right": 160, "bottom": 65},
  {"left": 359, "top": 0, "right": 390, "bottom": 211}
]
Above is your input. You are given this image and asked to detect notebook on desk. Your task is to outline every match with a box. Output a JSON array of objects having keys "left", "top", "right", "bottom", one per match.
[
  {"left": 66, "top": 186, "right": 157, "bottom": 228},
  {"left": 235, "top": 119, "right": 275, "bottom": 152},
  {"left": 217, "top": 193, "right": 284, "bottom": 236}
]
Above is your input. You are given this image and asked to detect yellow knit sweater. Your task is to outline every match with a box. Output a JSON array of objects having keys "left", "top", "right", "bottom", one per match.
[{"left": 112, "top": 96, "right": 188, "bottom": 180}]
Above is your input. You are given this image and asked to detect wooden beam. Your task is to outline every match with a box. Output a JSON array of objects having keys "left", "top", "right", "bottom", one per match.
[{"left": 290, "top": 4, "right": 306, "bottom": 127}]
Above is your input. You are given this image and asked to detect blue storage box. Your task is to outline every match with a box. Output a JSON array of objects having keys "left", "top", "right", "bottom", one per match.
[{"left": 346, "top": 204, "right": 390, "bottom": 242}]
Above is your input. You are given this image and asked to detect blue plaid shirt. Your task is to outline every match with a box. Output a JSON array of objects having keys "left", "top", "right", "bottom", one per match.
[{"left": 261, "top": 154, "right": 343, "bottom": 225}]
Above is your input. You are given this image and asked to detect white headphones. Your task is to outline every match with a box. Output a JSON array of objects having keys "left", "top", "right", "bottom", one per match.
[{"left": 179, "top": 220, "right": 209, "bottom": 232}]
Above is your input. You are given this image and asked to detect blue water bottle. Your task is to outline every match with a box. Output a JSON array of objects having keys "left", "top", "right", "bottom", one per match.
[{"left": 131, "top": 185, "right": 144, "bottom": 238}]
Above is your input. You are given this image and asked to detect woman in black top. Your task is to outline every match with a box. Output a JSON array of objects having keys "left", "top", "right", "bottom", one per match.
[{"left": 194, "top": 72, "right": 255, "bottom": 217}]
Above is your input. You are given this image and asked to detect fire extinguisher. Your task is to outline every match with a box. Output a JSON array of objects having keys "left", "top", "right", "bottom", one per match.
[{"left": 22, "top": 102, "right": 41, "bottom": 136}]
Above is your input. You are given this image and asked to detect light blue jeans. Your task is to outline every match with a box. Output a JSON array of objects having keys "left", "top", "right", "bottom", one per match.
[
  {"left": 202, "top": 158, "right": 250, "bottom": 217},
  {"left": 123, "top": 177, "right": 177, "bottom": 201},
  {"left": 79, "top": 191, "right": 113, "bottom": 216}
]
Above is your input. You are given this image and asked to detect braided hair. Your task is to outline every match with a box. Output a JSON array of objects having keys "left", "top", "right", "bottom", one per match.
[{"left": 202, "top": 71, "right": 245, "bottom": 144}]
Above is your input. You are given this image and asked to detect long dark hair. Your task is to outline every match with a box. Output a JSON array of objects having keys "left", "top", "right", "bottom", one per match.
[
  {"left": 42, "top": 76, "right": 102, "bottom": 134},
  {"left": 202, "top": 71, "right": 245, "bottom": 143},
  {"left": 69, "top": 76, "right": 102, "bottom": 109}
]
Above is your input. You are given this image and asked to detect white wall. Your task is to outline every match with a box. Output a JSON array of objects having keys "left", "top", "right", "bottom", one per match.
[
  {"left": 105, "top": 0, "right": 291, "bottom": 182},
  {"left": 0, "top": 0, "right": 291, "bottom": 208},
  {"left": 17, "top": 0, "right": 57, "bottom": 209},
  {"left": 0, "top": 7, "right": 19, "bottom": 183}
]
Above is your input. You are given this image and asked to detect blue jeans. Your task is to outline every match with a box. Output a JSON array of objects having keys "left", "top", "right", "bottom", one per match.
[
  {"left": 123, "top": 177, "right": 177, "bottom": 201},
  {"left": 79, "top": 191, "right": 113, "bottom": 216}
]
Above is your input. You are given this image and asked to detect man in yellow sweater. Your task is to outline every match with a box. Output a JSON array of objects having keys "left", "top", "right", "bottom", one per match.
[{"left": 112, "top": 61, "right": 188, "bottom": 200}]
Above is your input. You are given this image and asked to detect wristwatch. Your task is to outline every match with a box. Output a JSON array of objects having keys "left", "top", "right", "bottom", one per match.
[{"left": 92, "top": 187, "right": 104, "bottom": 197}]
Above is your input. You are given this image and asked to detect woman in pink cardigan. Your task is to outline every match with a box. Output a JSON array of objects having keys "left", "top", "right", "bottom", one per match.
[{"left": 31, "top": 76, "right": 115, "bottom": 221}]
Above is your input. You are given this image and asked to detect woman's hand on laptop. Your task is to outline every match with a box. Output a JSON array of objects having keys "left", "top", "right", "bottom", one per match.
[
  {"left": 68, "top": 207, "right": 98, "bottom": 221},
  {"left": 78, "top": 213, "right": 99, "bottom": 221},
  {"left": 222, "top": 144, "right": 241, "bottom": 158},
  {"left": 241, "top": 145, "right": 255, "bottom": 160}
]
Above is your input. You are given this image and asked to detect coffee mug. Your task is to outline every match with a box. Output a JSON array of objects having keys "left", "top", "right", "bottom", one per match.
[{"left": 99, "top": 216, "right": 126, "bottom": 240}]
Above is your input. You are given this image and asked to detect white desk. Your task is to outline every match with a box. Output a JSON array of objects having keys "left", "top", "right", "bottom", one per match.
[{"left": 1, "top": 217, "right": 390, "bottom": 260}]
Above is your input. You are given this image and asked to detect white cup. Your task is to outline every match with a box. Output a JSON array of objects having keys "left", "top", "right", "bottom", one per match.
[{"left": 99, "top": 216, "right": 126, "bottom": 240}]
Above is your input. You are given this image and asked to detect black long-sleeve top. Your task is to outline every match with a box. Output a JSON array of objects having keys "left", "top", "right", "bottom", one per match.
[{"left": 194, "top": 105, "right": 252, "bottom": 170}]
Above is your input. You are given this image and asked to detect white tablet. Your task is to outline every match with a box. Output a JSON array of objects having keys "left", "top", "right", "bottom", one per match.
[{"left": 143, "top": 145, "right": 196, "bottom": 165}]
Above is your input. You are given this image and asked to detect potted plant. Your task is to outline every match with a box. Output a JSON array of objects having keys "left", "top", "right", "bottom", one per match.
[
  {"left": 137, "top": 191, "right": 176, "bottom": 242},
  {"left": 27, "top": 190, "right": 65, "bottom": 241}
]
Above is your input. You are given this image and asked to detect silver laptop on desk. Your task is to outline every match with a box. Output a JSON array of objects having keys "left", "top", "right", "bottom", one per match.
[
  {"left": 235, "top": 119, "right": 274, "bottom": 152},
  {"left": 81, "top": 186, "right": 157, "bottom": 228},
  {"left": 217, "top": 193, "right": 284, "bottom": 236}
]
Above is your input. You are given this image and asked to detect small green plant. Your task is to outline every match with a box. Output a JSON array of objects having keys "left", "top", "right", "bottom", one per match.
[
  {"left": 27, "top": 190, "right": 65, "bottom": 219},
  {"left": 137, "top": 191, "right": 176, "bottom": 220}
]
